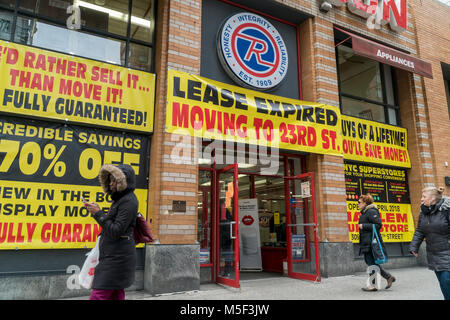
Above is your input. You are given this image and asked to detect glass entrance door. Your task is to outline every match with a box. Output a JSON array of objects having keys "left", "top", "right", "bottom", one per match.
[
  {"left": 215, "top": 164, "right": 240, "bottom": 288},
  {"left": 285, "top": 172, "right": 321, "bottom": 282}
]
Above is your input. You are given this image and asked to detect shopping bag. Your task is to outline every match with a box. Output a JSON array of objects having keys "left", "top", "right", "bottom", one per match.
[
  {"left": 133, "top": 213, "right": 153, "bottom": 244},
  {"left": 371, "top": 225, "right": 387, "bottom": 264},
  {"left": 78, "top": 236, "right": 101, "bottom": 289}
]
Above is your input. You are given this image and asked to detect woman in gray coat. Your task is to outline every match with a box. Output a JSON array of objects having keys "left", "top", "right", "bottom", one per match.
[
  {"left": 84, "top": 164, "right": 138, "bottom": 300},
  {"left": 410, "top": 187, "right": 450, "bottom": 300}
]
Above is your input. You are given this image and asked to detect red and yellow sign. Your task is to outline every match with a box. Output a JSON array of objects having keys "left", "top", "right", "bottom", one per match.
[
  {"left": 342, "top": 115, "right": 410, "bottom": 168},
  {"left": 166, "top": 70, "right": 342, "bottom": 156},
  {"left": 347, "top": 202, "right": 415, "bottom": 243},
  {"left": 344, "top": 161, "right": 415, "bottom": 242},
  {"left": 0, "top": 181, "right": 148, "bottom": 249},
  {"left": 0, "top": 116, "right": 149, "bottom": 249},
  {"left": 0, "top": 40, "right": 155, "bottom": 133}
]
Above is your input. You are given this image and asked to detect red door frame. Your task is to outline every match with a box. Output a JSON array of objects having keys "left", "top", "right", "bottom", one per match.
[
  {"left": 285, "top": 172, "right": 321, "bottom": 282},
  {"left": 215, "top": 163, "right": 240, "bottom": 288}
]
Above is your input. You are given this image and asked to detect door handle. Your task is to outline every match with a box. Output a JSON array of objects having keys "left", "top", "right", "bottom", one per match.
[{"left": 230, "top": 221, "right": 236, "bottom": 239}]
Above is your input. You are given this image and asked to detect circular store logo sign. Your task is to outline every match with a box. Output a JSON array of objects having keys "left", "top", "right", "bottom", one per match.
[{"left": 217, "top": 12, "right": 288, "bottom": 91}]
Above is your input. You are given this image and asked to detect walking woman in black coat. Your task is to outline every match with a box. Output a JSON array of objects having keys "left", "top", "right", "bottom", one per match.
[
  {"left": 84, "top": 164, "right": 138, "bottom": 300},
  {"left": 358, "top": 194, "right": 396, "bottom": 291},
  {"left": 410, "top": 187, "right": 450, "bottom": 300}
]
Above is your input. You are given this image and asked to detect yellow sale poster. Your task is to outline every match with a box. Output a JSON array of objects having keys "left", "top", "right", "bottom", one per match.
[
  {"left": 342, "top": 115, "right": 410, "bottom": 168},
  {"left": 0, "top": 40, "right": 155, "bottom": 133},
  {"left": 0, "top": 116, "right": 149, "bottom": 249},
  {"left": 166, "top": 70, "right": 342, "bottom": 156}
]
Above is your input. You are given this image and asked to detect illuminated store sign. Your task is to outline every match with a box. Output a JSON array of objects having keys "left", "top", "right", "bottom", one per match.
[
  {"left": 327, "top": 0, "right": 408, "bottom": 32},
  {"left": 217, "top": 12, "right": 288, "bottom": 91}
]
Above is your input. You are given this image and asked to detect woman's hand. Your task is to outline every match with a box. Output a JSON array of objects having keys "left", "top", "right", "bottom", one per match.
[
  {"left": 84, "top": 202, "right": 101, "bottom": 215},
  {"left": 358, "top": 224, "right": 363, "bottom": 230},
  {"left": 411, "top": 251, "right": 418, "bottom": 258}
]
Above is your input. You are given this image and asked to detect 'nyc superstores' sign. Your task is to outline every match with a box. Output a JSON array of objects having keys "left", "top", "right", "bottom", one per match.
[{"left": 327, "top": 0, "right": 407, "bottom": 32}]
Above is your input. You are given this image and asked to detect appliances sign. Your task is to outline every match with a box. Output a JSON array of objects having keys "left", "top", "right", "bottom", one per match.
[{"left": 217, "top": 13, "right": 288, "bottom": 91}]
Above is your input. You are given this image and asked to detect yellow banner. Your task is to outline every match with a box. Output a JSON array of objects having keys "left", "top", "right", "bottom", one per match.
[
  {"left": 0, "top": 181, "right": 147, "bottom": 249},
  {"left": 166, "top": 70, "right": 342, "bottom": 155},
  {"left": 342, "top": 115, "right": 410, "bottom": 168},
  {"left": 0, "top": 115, "right": 150, "bottom": 249},
  {"left": 0, "top": 40, "right": 155, "bottom": 133},
  {"left": 347, "top": 202, "right": 415, "bottom": 243}
]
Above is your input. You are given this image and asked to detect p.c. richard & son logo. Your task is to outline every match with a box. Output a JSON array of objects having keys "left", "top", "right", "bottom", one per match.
[{"left": 217, "top": 12, "right": 288, "bottom": 91}]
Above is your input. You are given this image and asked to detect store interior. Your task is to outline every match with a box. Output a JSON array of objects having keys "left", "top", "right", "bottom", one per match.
[{"left": 197, "top": 148, "right": 313, "bottom": 280}]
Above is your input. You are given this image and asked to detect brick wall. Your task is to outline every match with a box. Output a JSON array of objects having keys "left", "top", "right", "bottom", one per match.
[
  {"left": 150, "top": 0, "right": 202, "bottom": 244},
  {"left": 150, "top": 0, "right": 444, "bottom": 244},
  {"left": 410, "top": 0, "right": 450, "bottom": 214}
]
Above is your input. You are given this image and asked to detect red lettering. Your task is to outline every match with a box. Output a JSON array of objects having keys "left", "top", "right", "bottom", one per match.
[
  {"left": 236, "top": 115, "right": 247, "bottom": 138},
  {"left": 62, "top": 224, "right": 71, "bottom": 242},
  {"left": 16, "top": 223, "right": 25, "bottom": 243},
  {"left": 382, "top": 0, "right": 407, "bottom": 32},
  {"left": 386, "top": 213, "right": 395, "bottom": 222},
  {"left": 253, "top": 118, "right": 263, "bottom": 140},
  {"left": 223, "top": 112, "right": 235, "bottom": 135},
  {"left": 51, "top": 223, "right": 62, "bottom": 243},
  {"left": 297, "top": 125, "right": 307, "bottom": 145},
  {"left": 7, "top": 222, "right": 15, "bottom": 243},
  {"left": 23, "top": 51, "right": 35, "bottom": 68},
  {"left": 171, "top": 102, "right": 189, "bottom": 128},
  {"left": 41, "top": 223, "right": 51, "bottom": 243},
  {"left": 82, "top": 224, "right": 92, "bottom": 242},
  {"left": 26, "top": 223, "right": 37, "bottom": 243},
  {"left": 204, "top": 108, "right": 216, "bottom": 133},
  {"left": 0, "top": 223, "right": 7, "bottom": 243},
  {"left": 396, "top": 213, "right": 407, "bottom": 223},
  {"left": 190, "top": 105, "right": 204, "bottom": 130}
]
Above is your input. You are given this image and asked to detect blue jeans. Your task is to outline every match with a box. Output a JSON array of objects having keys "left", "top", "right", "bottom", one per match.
[{"left": 435, "top": 271, "right": 450, "bottom": 300}]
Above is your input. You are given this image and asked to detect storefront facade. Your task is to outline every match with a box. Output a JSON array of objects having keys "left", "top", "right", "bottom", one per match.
[{"left": 0, "top": 0, "right": 449, "bottom": 299}]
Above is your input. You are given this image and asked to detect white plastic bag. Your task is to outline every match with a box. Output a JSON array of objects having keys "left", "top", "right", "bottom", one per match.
[{"left": 79, "top": 236, "right": 101, "bottom": 289}]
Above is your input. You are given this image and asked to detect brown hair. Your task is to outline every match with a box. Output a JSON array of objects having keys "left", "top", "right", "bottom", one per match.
[
  {"left": 422, "top": 186, "right": 445, "bottom": 202},
  {"left": 359, "top": 193, "right": 374, "bottom": 205}
]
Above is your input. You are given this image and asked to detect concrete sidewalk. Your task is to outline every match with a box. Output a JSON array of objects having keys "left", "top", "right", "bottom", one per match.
[{"left": 67, "top": 266, "right": 445, "bottom": 300}]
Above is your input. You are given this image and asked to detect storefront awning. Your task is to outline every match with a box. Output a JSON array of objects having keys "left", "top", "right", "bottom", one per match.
[{"left": 335, "top": 27, "right": 433, "bottom": 79}]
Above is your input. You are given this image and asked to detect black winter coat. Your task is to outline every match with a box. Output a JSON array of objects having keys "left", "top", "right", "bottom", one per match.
[
  {"left": 358, "top": 204, "right": 387, "bottom": 256},
  {"left": 92, "top": 164, "right": 138, "bottom": 290},
  {"left": 409, "top": 197, "right": 450, "bottom": 272}
]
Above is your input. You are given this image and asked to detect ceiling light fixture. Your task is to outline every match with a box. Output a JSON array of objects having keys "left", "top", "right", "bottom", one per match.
[{"left": 75, "top": 0, "right": 151, "bottom": 29}]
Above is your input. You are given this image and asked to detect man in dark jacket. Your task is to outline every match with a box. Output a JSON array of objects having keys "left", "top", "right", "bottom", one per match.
[
  {"left": 358, "top": 194, "right": 396, "bottom": 291},
  {"left": 84, "top": 164, "right": 138, "bottom": 300},
  {"left": 410, "top": 187, "right": 450, "bottom": 300}
]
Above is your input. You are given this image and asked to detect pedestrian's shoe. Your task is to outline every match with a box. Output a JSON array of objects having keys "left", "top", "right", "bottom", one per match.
[
  {"left": 385, "top": 276, "right": 396, "bottom": 289},
  {"left": 361, "top": 287, "right": 378, "bottom": 292}
]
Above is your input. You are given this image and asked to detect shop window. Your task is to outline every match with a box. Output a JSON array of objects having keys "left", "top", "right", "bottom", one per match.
[
  {"left": 1, "top": 0, "right": 155, "bottom": 72},
  {"left": 336, "top": 34, "right": 400, "bottom": 126},
  {"left": 445, "top": 80, "right": 450, "bottom": 120},
  {"left": 198, "top": 170, "right": 212, "bottom": 265},
  {"left": 0, "top": 11, "right": 13, "bottom": 41},
  {"left": 15, "top": 16, "right": 126, "bottom": 64},
  {"left": 442, "top": 63, "right": 450, "bottom": 120}
]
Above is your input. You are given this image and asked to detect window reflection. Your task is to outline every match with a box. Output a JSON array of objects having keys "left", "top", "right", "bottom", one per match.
[
  {"left": 131, "top": 0, "right": 154, "bottom": 42},
  {"left": 338, "top": 45, "right": 383, "bottom": 103},
  {"left": 341, "top": 96, "right": 386, "bottom": 123},
  {"left": 0, "top": 11, "right": 13, "bottom": 41},
  {"left": 15, "top": 16, "right": 125, "bottom": 65},
  {"left": 129, "top": 42, "right": 152, "bottom": 71},
  {"left": 6, "top": 0, "right": 154, "bottom": 71}
]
